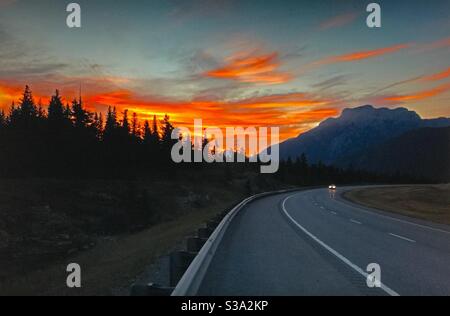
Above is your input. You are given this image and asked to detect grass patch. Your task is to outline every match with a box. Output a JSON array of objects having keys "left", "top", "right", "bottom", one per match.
[
  {"left": 344, "top": 185, "right": 450, "bottom": 225},
  {"left": 1, "top": 193, "right": 240, "bottom": 295}
]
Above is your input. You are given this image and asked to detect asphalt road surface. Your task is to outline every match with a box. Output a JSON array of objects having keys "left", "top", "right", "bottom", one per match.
[{"left": 197, "top": 187, "right": 450, "bottom": 296}]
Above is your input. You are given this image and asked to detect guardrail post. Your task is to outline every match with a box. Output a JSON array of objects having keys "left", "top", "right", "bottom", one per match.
[{"left": 170, "top": 251, "right": 196, "bottom": 287}]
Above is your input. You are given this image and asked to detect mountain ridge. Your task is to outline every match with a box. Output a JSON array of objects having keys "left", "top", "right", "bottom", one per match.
[
  {"left": 277, "top": 105, "right": 450, "bottom": 167},
  {"left": 340, "top": 126, "right": 450, "bottom": 182}
]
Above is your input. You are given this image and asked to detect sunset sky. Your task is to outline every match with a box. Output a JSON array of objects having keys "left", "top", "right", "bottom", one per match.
[{"left": 0, "top": 0, "right": 449, "bottom": 141}]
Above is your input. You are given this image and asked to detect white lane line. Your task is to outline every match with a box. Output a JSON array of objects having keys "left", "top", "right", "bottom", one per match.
[
  {"left": 282, "top": 194, "right": 400, "bottom": 297},
  {"left": 335, "top": 194, "right": 450, "bottom": 236},
  {"left": 389, "top": 233, "right": 416, "bottom": 243},
  {"left": 350, "top": 219, "right": 362, "bottom": 225},
  {"left": 320, "top": 206, "right": 325, "bottom": 210},
  {"left": 330, "top": 211, "right": 337, "bottom": 215}
]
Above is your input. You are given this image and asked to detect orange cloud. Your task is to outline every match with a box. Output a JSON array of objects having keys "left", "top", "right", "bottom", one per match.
[
  {"left": 230, "top": 93, "right": 332, "bottom": 109},
  {"left": 312, "top": 44, "right": 410, "bottom": 66},
  {"left": 0, "top": 82, "right": 23, "bottom": 105},
  {"left": 318, "top": 12, "right": 359, "bottom": 30},
  {"left": 383, "top": 83, "right": 450, "bottom": 102},
  {"left": 420, "top": 67, "right": 450, "bottom": 82},
  {"left": 205, "top": 51, "right": 292, "bottom": 85},
  {"left": 88, "top": 89, "right": 338, "bottom": 141},
  {"left": 0, "top": 78, "right": 339, "bottom": 142}
]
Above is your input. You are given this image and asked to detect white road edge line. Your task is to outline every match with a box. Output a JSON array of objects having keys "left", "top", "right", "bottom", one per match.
[
  {"left": 282, "top": 194, "right": 400, "bottom": 297},
  {"left": 389, "top": 233, "right": 416, "bottom": 243},
  {"left": 335, "top": 194, "right": 450, "bottom": 235},
  {"left": 350, "top": 219, "right": 362, "bottom": 225}
]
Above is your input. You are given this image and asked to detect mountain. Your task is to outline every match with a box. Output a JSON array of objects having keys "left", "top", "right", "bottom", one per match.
[
  {"left": 277, "top": 105, "right": 450, "bottom": 166},
  {"left": 342, "top": 127, "right": 450, "bottom": 182}
]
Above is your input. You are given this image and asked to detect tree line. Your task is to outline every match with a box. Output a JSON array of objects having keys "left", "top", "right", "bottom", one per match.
[
  {"left": 0, "top": 86, "right": 177, "bottom": 178},
  {"left": 0, "top": 85, "right": 419, "bottom": 184},
  {"left": 274, "top": 153, "right": 423, "bottom": 186}
]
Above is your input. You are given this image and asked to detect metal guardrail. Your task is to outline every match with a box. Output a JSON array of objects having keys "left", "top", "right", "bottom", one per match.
[{"left": 171, "top": 187, "right": 303, "bottom": 296}]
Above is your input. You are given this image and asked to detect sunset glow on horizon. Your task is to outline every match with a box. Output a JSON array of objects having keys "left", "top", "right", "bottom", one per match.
[{"left": 0, "top": 0, "right": 449, "bottom": 142}]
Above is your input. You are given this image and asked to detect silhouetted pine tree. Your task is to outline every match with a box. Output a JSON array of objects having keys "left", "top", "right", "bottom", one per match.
[
  {"left": 3, "top": 86, "right": 47, "bottom": 176},
  {"left": 19, "top": 85, "right": 37, "bottom": 117},
  {"left": 151, "top": 115, "right": 160, "bottom": 144},
  {"left": 161, "top": 115, "right": 174, "bottom": 139},
  {"left": 10, "top": 85, "right": 38, "bottom": 128},
  {"left": 92, "top": 112, "right": 104, "bottom": 140},
  {"left": 37, "top": 99, "right": 46, "bottom": 119},
  {"left": 0, "top": 109, "right": 6, "bottom": 127},
  {"left": 64, "top": 103, "right": 72, "bottom": 120},
  {"left": 48, "top": 90, "right": 67, "bottom": 129},
  {"left": 121, "top": 109, "right": 130, "bottom": 135},
  {"left": 143, "top": 120, "right": 152, "bottom": 145},
  {"left": 104, "top": 106, "right": 119, "bottom": 142},
  {"left": 160, "top": 114, "right": 176, "bottom": 164},
  {"left": 141, "top": 118, "right": 161, "bottom": 167},
  {"left": 8, "top": 102, "right": 16, "bottom": 124},
  {"left": 131, "top": 112, "right": 140, "bottom": 139},
  {"left": 71, "top": 98, "right": 92, "bottom": 129}
]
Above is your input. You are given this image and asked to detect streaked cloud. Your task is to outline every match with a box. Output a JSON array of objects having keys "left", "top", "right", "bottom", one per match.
[
  {"left": 311, "top": 75, "right": 350, "bottom": 91},
  {"left": 383, "top": 83, "right": 450, "bottom": 102},
  {"left": 312, "top": 44, "right": 410, "bottom": 66},
  {"left": 204, "top": 51, "right": 292, "bottom": 85},
  {"left": 372, "top": 66, "right": 450, "bottom": 95},
  {"left": 231, "top": 93, "right": 333, "bottom": 109},
  {"left": 371, "top": 76, "right": 423, "bottom": 95},
  {"left": 420, "top": 67, "right": 450, "bottom": 82},
  {"left": 318, "top": 12, "right": 359, "bottom": 31}
]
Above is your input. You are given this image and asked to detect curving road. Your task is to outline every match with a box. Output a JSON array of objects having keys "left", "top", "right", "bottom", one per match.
[{"left": 197, "top": 187, "right": 450, "bottom": 296}]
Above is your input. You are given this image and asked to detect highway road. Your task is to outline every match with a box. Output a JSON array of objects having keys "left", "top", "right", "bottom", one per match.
[{"left": 197, "top": 187, "right": 450, "bottom": 296}]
